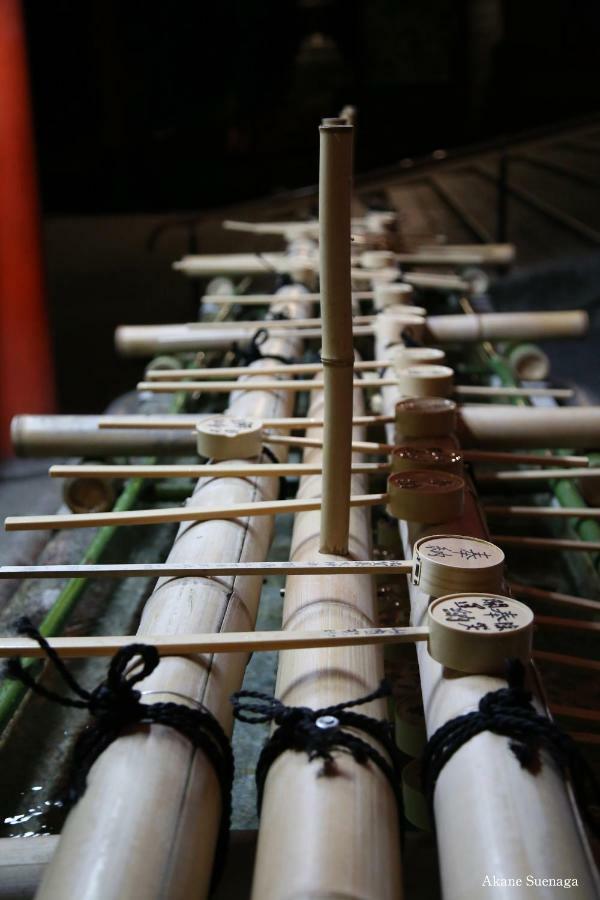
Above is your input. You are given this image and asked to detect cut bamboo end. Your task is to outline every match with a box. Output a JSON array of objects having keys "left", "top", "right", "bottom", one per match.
[
  {"left": 387, "top": 470, "right": 465, "bottom": 523},
  {"left": 0, "top": 614, "right": 534, "bottom": 673},
  {"left": 428, "top": 593, "right": 533, "bottom": 675},
  {"left": 396, "top": 364, "right": 455, "bottom": 399},
  {"left": 4, "top": 492, "right": 388, "bottom": 532},
  {"left": 388, "top": 346, "right": 446, "bottom": 371},
  {"left": 0, "top": 559, "right": 414, "bottom": 581},
  {"left": 395, "top": 397, "right": 457, "bottom": 439},
  {"left": 195, "top": 416, "right": 264, "bottom": 460},
  {"left": 390, "top": 445, "right": 463, "bottom": 476},
  {"left": 412, "top": 534, "right": 506, "bottom": 596}
]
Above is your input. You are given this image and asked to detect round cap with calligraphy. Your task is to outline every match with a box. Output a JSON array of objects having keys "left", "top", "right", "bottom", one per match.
[
  {"left": 428, "top": 593, "right": 533, "bottom": 674},
  {"left": 395, "top": 397, "right": 457, "bottom": 438},
  {"left": 387, "top": 470, "right": 464, "bottom": 523},
  {"left": 391, "top": 445, "right": 463, "bottom": 476},
  {"left": 196, "top": 416, "right": 263, "bottom": 460},
  {"left": 397, "top": 364, "right": 455, "bottom": 398},
  {"left": 412, "top": 534, "right": 505, "bottom": 597}
]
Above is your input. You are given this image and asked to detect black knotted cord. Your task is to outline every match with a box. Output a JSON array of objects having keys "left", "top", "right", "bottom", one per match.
[
  {"left": 421, "top": 659, "right": 600, "bottom": 836},
  {"left": 7, "top": 618, "right": 235, "bottom": 889},
  {"left": 231, "top": 680, "right": 405, "bottom": 830},
  {"left": 231, "top": 328, "right": 296, "bottom": 366}
]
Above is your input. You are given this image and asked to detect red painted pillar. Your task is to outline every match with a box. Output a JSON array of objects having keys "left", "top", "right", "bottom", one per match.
[{"left": 0, "top": 0, "right": 55, "bottom": 457}]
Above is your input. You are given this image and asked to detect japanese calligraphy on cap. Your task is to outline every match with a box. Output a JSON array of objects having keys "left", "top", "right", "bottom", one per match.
[
  {"left": 391, "top": 445, "right": 463, "bottom": 476},
  {"left": 387, "top": 471, "right": 464, "bottom": 523},
  {"left": 427, "top": 593, "right": 533, "bottom": 674},
  {"left": 412, "top": 534, "right": 505, "bottom": 597},
  {"left": 196, "top": 416, "right": 263, "bottom": 460},
  {"left": 397, "top": 364, "right": 455, "bottom": 398},
  {"left": 395, "top": 397, "right": 457, "bottom": 439}
]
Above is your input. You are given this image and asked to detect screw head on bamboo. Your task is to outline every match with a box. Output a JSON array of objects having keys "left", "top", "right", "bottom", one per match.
[
  {"left": 390, "top": 445, "right": 463, "bottom": 475},
  {"left": 427, "top": 593, "right": 533, "bottom": 674},
  {"left": 395, "top": 397, "right": 457, "bottom": 439},
  {"left": 373, "top": 282, "right": 415, "bottom": 310},
  {"left": 412, "top": 534, "right": 505, "bottom": 597},
  {"left": 396, "top": 364, "right": 455, "bottom": 398},
  {"left": 195, "top": 416, "right": 263, "bottom": 460},
  {"left": 386, "top": 470, "right": 465, "bottom": 523}
]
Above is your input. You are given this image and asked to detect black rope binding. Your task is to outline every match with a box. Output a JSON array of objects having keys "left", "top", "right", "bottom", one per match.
[
  {"left": 7, "top": 618, "right": 235, "bottom": 889},
  {"left": 232, "top": 327, "right": 295, "bottom": 367},
  {"left": 231, "top": 680, "right": 404, "bottom": 827},
  {"left": 261, "top": 444, "right": 287, "bottom": 500},
  {"left": 421, "top": 659, "right": 600, "bottom": 835}
]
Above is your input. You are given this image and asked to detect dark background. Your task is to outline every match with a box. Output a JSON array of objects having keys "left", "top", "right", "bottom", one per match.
[
  {"left": 24, "top": 0, "right": 600, "bottom": 215},
  {"left": 15, "top": 0, "right": 600, "bottom": 416}
]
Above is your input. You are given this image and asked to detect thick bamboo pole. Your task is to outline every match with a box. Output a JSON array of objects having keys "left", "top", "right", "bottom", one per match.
[
  {"left": 4, "top": 492, "right": 386, "bottom": 532},
  {"left": 375, "top": 319, "right": 599, "bottom": 899},
  {"left": 114, "top": 310, "right": 588, "bottom": 356},
  {"left": 0, "top": 625, "right": 428, "bottom": 659},
  {"left": 136, "top": 377, "right": 572, "bottom": 400},
  {"left": 13, "top": 405, "right": 600, "bottom": 458},
  {"left": 249, "top": 382, "right": 402, "bottom": 898},
  {"left": 35, "top": 299, "right": 310, "bottom": 900}
]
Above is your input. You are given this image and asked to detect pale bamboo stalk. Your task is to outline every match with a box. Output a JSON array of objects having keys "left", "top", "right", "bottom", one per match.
[
  {"left": 136, "top": 377, "right": 572, "bottom": 401},
  {"left": 458, "top": 404, "right": 600, "bottom": 449},
  {"left": 251, "top": 390, "right": 403, "bottom": 899},
  {"left": 486, "top": 505, "right": 600, "bottom": 519},
  {"left": 5, "top": 493, "right": 386, "bottom": 532},
  {"left": 49, "top": 462, "right": 390, "bottom": 479},
  {"left": 115, "top": 310, "right": 588, "bottom": 356},
  {"left": 146, "top": 359, "right": 387, "bottom": 379},
  {"left": 172, "top": 248, "right": 511, "bottom": 277},
  {"left": 509, "top": 581, "right": 599, "bottom": 613},
  {"left": 266, "top": 434, "right": 392, "bottom": 455},
  {"left": 97, "top": 413, "right": 394, "bottom": 431},
  {"left": 403, "top": 271, "right": 470, "bottom": 292},
  {"left": 0, "top": 625, "right": 428, "bottom": 659},
  {"left": 202, "top": 291, "right": 374, "bottom": 305},
  {"left": 374, "top": 316, "right": 599, "bottom": 898},
  {"left": 0, "top": 560, "right": 411, "bottom": 580},
  {"left": 35, "top": 298, "right": 311, "bottom": 900},
  {"left": 184, "top": 310, "right": 425, "bottom": 329},
  {"left": 427, "top": 309, "right": 588, "bottom": 342},
  {"left": 415, "top": 243, "right": 515, "bottom": 262},
  {"left": 318, "top": 121, "right": 355, "bottom": 555},
  {"left": 492, "top": 534, "right": 600, "bottom": 552}
]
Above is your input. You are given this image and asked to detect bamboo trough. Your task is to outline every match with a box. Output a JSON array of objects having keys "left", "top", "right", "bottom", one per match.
[
  {"left": 373, "top": 317, "right": 600, "bottom": 899},
  {"left": 31, "top": 286, "right": 313, "bottom": 899},
  {"left": 114, "top": 308, "right": 588, "bottom": 356}
]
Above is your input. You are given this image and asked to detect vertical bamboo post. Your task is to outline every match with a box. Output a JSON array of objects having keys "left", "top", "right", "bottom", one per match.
[
  {"left": 375, "top": 317, "right": 599, "bottom": 898},
  {"left": 318, "top": 120, "right": 354, "bottom": 555}
]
